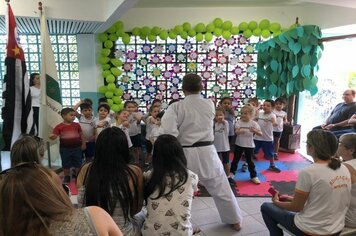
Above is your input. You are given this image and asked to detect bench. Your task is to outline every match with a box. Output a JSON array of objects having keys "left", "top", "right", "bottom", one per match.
[{"left": 277, "top": 224, "right": 356, "bottom": 236}]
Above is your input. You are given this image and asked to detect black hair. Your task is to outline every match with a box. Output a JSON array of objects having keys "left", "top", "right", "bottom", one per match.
[
  {"left": 60, "top": 107, "right": 75, "bottom": 117},
  {"left": 182, "top": 74, "right": 203, "bottom": 93},
  {"left": 124, "top": 100, "right": 138, "bottom": 108},
  {"left": 98, "top": 97, "right": 108, "bottom": 104},
  {"left": 264, "top": 99, "right": 275, "bottom": 107},
  {"left": 83, "top": 98, "right": 93, "bottom": 106},
  {"left": 151, "top": 99, "right": 162, "bottom": 106},
  {"left": 156, "top": 111, "right": 165, "bottom": 119},
  {"left": 79, "top": 103, "right": 92, "bottom": 111},
  {"left": 144, "top": 134, "right": 188, "bottom": 201},
  {"left": 220, "top": 97, "right": 232, "bottom": 103},
  {"left": 83, "top": 127, "right": 138, "bottom": 223},
  {"left": 275, "top": 97, "right": 286, "bottom": 104},
  {"left": 97, "top": 103, "right": 110, "bottom": 112},
  {"left": 29, "top": 73, "right": 40, "bottom": 86}
]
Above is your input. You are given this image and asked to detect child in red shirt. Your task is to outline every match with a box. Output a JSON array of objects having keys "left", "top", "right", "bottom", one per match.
[{"left": 50, "top": 107, "right": 86, "bottom": 184}]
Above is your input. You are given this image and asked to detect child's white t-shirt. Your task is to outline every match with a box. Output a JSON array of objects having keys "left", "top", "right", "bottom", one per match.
[
  {"left": 128, "top": 113, "right": 141, "bottom": 136},
  {"left": 94, "top": 117, "right": 111, "bottom": 138},
  {"left": 235, "top": 119, "right": 261, "bottom": 148},
  {"left": 149, "top": 124, "right": 160, "bottom": 143},
  {"left": 145, "top": 116, "right": 156, "bottom": 140},
  {"left": 273, "top": 109, "right": 287, "bottom": 132},
  {"left": 214, "top": 120, "right": 230, "bottom": 152},
  {"left": 79, "top": 115, "right": 95, "bottom": 141},
  {"left": 111, "top": 123, "right": 133, "bottom": 148},
  {"left": 254, "top": 111, "right": 276, "bottom": 142}
]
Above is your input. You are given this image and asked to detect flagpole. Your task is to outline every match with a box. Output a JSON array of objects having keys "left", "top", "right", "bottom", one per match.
[{"left": 38, "top": 1, "right": 53, "bottom": 169}]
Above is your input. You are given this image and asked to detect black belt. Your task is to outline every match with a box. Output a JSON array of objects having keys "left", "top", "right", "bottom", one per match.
[{"left": 182, "top": 141, "right": 214, "bottom": 148}]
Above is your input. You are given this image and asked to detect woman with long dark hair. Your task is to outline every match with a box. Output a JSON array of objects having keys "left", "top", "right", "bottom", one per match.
[{"left": 77, "top": 127, "right": 144, "bottom": 236}]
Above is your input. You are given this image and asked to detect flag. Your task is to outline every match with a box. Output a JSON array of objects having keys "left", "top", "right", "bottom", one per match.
[
  {"left": 1, "top": 4, "right": 33, "bottom": 150},
  {"left": 39, "top": 7, "right": 62, "bottom": 142}
]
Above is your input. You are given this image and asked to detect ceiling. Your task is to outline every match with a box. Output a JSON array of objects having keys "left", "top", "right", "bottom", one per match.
[{"left": 0, "top": 0, "right": 355, "bottom": 35}]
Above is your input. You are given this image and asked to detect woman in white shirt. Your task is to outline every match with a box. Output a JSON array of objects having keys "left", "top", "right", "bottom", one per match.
[
  {"left": 261, "top": 129, "right": 351, "bottom": 235},
  {"left": 338, "top": 133, "right": 356, "bottom": 228},
  {"left": 30, "top": 73, "right": 40, "bottom": 135}
]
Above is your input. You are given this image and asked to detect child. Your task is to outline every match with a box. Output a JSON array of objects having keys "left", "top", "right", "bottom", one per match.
[
  {"left": 159, "top": 73, "right": 242, "bottom": 231},
  {"left": 254, "top": 99, "right": 281, "bottom": 172},
  {"left": 229, "top": 105, "right": 262, "bottom": 184},
  {"left": 112, "top": 109, "right": 133, "bottom": 148},
  {"left": 124, "top": 101, "right": 142, "bottom": 163},
  {"left": 73, "top": 101, "right": 96, "bottom": 162},
  {"left": 98, "top": 97, "right": 116, "bottom": 122},
  {"left": 95, "top": 103, "right": 111, "bottom": 139},
  {"left": 149, "top": 111, "right": 164, "bottom": 145},
  {"left": 143, "top": 134, "right": 199, "bottom": 236},
  {"left": 214, "top": 107, "right": 230, "bottom": 178},
  {"left": 273, "top": 97, "right": 288, "bottom": 160},
  {"left": 145, "top": 105, "right": 160, "bottom": 162},
  {"left": 49, "top": 108, "right": 86, "bottom": 184},
  {"left": 247, "top": 97, "right": 260, "bottom": 120},
  {"left": 219, "top": 97, "right": 236, "bottom": 152}
]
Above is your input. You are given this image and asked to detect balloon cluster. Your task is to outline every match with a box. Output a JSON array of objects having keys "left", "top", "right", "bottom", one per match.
[{"left": 97, "top": 18, "right": 287, "bottom": 111}]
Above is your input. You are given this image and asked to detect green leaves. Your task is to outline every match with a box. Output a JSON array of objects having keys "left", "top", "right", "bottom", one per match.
[{"left": 256, "top": 25, "right": 323, "bottom": 98}]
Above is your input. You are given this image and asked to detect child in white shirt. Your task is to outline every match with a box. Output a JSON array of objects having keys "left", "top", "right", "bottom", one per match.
[
  {"left": 112, "top": 109, "right": 133, "bottom": 148},
  {"left": 149, "top": 111, "right": 164, "bottom": 146},
  {"left": 125, "top": 101, "right": 142, "bottom": 163},
  {"left": 94, "top": 104, "right": 111, "bottom": 139},
  {"left": 214, "top": 107, "right": 230, "bottom": 177},
  {"left": 273, "top": 97, "right": 288, "bottom": 160}
]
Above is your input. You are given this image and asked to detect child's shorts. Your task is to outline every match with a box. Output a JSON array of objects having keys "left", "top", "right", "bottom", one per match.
[
  {"left": 146, "top": 139, "right": 153, "bottom": 154},
  {"left": 60, "top": 147, "right": 83, "bottom": 169},
  {"left": 254, "top": 140, "right": 274, "bottom": 158},
  {"left": 83, "top": 142, "right": 95, "bottom": 159},
  {"left": 273, "top": 131, "right": 282, "bottom": 139},
  {"left": 130, "top": 134, "right": 141, "bottom": 148}
]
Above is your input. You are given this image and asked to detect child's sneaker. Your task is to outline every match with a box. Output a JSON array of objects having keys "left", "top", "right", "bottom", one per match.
[
  {"left": 63, "top": 175, "right": 71, "bottom": 184},
  {"left": 268, "top": 165, "right": 281, "bottom": 173},
  {"left": 241, "top": 163, "right": 248, "bottom": 172},
  {"left": 251, "top": 177, "right": 261, "bottom": 184}
]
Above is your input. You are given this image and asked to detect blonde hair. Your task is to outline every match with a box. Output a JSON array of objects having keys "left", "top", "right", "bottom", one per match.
[
  {"left": 340, "top": 133, "right": 356, "bottom": 159},
  {"left": 0, "top": 165, "right": 73, "bottom": 235},
  {"left": 240, "top": 105, "right": 254, "bottom": 115}
]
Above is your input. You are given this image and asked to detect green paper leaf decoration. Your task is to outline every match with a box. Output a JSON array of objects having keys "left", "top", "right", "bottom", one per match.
[{"left": 256, "top": 25, "right": 323, "bottom": 98}]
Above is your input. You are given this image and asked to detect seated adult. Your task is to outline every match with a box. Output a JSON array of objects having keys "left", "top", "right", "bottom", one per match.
[
  {"left": 261, "top": 129, "right": 351, "bottom": 235},
  {"left": 0, "top": 163, "right": 122, "bottom": 235},
  {"left": 314, "top": 89, "right": 356, "bottom": 132},
  {"left": 338, "top": 133, "right": 356, "bottom": 228},
  {"left": 332, "top": 113, "right": 356, "bottom": 138},
  {"left": 77, "top": 127, "right": 144, "bottom": 236}
]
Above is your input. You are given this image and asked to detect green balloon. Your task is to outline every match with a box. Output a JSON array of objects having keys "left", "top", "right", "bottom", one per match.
[
  {"left": 139, "top": 34, "right": 146, "bottom": 40},
  {"left": 213, "top": 18, "right": 223, "bottom": 28},
  {"left": 98, "top": 56, "right": 110, "bottom": 65},
  {"left": 259, "top": 19, "right": 270, "bottom": 29},
  {"left": 273, "top": 31, "right": 281, "bottom": 37},
  {"left": 109, "top": 33, "right": 118, "bottom": 41},
  {"left": 206, "top": 23, "right": 215, "bottom": 32},
  {"left": 222, "top": 31, "right": 231, "bottom": 40},
  {"left": 238, "top": 22, "right": 248, "bottom": 31},
  {"left": 98, "top": 33, "right": 108, "bottom": 42},
  {"left": 105, "top": 74, "right": 115, "bottom": 83},
  {"left": 180, "top": 31, "right": 188, "bottom": 39},
  {"left": 112, "top": 96, "right": 122, "bottom": 104},
  {"left": 261, "top": 29, "right": 271, "bottom": 38},
  {"left": 102, "top": 64, "right": 110, "bottom": 70},
  {"left": 169, "top": 31, "right": 177, "bottom": 39},
  {"left": 222, "top": 21, "right": 232, "bottom": 30},
  {"left": 188, "top": 29, "right": 196, "bottom": 37},
  {"left": 151, "top": 26, "right": 161, "bottom": 35},
  {"left": 114, "top": 88, "right": 124, "bottom": 96},
  {"left": 107, "top": 83, "right": 116, "bottom": 91},
  {"left": 118, "top": 103, "right": 124, "bottom": 111},
  {"left": 111, "top": 67, "right": 122, "bottom": 77},
  {"left": 111, "top": 59, "right": 122, "bottom": 67},
  {"left": 111, "top": 104, "right": 120, "bottom": 112},
  {"left": 114, "top": 21, "right": 124, "bottom": 30},
  {"left": 253, "top": 28, "right": 262, "bottom": 36},
  {"left": 213, "top": 28, "right": 222, "bottom": 37},
  {"left": 183, "top": 22, "right": 191, "bottom": 31},
  {"left": 243, "top": 29, "right": 252, "bottom": 38},
  {"left": 98, "top": 85, "right": 108, "bottom": 94},
  {"left": 141, "top": 26, "right": 151, "bottom": 36},
  {"left": 131, "top": 27, "right": 141, "bottom": 36},
  {"left": 122, "top": 34, "right": 130, "bottom": 45},
  {"left": 105, "top": 91, "right": 114, "bottom": 99},
  {"left": 107, "top": 25, "right": 116, "bottom": 34},
  {"left": 101, "top": 48, "right": 111, "bottom": 57},
  {"left": 159, "top": 30, "right": 168, "bottom": 40},
  {"left": 195, "top": 23, "right": 205, "bottom": 33},
  {"left": 196, "top": 33, "right": 204, "bottom": 42},
  {"left": 148, "top": 34, "right": 156, "bottom": 42},
  {"left": 230, "top": 26, "right": 239, "bottom": 35},
  {"left": 174, "top": 25, "right": 183, "bottom": 34},
  {"left": 104, "top": 40, "right": 113, "bottom": 49},
  {"left": 115, "top": 29, "right": 125, "bottom": 37},
  {"left": 102, "top": 70, "right": 111, "bottom": 78},
  {"left": 248, "top": 21, "right": 258, "bottom": 30},
  {"left": 205, "top": 32, "right": 213, "bottom": 42},
  {"left": 107, "top": 99, "right": 114, "bottom": 106},
  {"left": 269, "top": 22, "right": 281, "bottom": 32}
]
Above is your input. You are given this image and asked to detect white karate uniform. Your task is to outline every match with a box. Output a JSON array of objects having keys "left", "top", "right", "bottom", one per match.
[{"left": 159, "top": 94, "right": 242, "bottom": 224}]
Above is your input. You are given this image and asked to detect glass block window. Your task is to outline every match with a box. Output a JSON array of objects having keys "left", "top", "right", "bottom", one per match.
[
  {"left": 0, "top": 34, "right": 80, "bottom": 111},
  {"left": 115, "top": 35, "right": 259, "bottom": 113}
]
